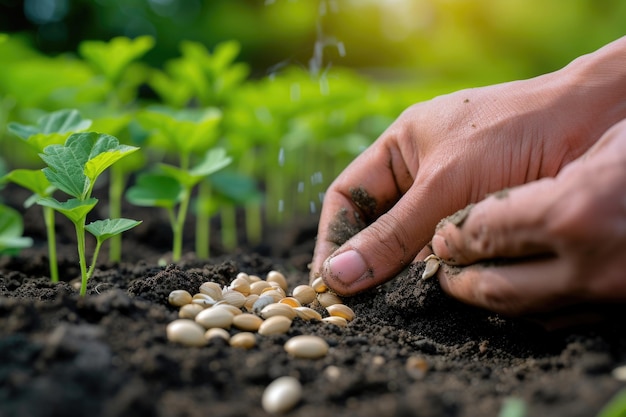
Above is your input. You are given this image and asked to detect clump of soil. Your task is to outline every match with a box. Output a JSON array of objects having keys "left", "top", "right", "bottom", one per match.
[{"left": 1, "top": 185, "right": 625, "bottom": 417}]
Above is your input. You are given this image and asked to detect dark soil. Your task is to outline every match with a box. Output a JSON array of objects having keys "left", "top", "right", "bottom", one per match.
[{"left": 1, "top": 184, "right": 626, "bottom": 417}]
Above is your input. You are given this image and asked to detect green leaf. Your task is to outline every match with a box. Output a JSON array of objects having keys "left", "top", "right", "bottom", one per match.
[
  {"left": 79, "top": 35, "right": 155, "bottom": 84},
  {"left": 209, "top": 170, "right": 261, "bottom": 204},
  {"left": 84, "top": 144, "right": 139, "bottom": 184},
  {"left": 158, "top": 164, "right": 196, "bottom": 189},
  {"left": 36, "top": 197, "right": 97, "bottom": 224},
  {"left": 2, "top": 169, "right": 54, "bottom": 197},
  {"left": 597, "top": 389, "right": 626, "bottom": 417},
  {"left": 190, "top": 148, "right": 232, "bottom": 177},
  {"left": 126, "top": 173, "right": 182, "bottom": 208},
  {"left": 0, "top": 204, "right": 33, "bottom": 254},
  {"left": 498, "top": 397, "right": 527, "bottom": 417},
  {"left": 85, "top": 218, "right": 142, "bottom": 242}
]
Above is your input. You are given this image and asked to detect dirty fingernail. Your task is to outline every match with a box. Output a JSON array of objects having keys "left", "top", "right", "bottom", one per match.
[{"left": 325, "top": 250, "right": 367, "bottom": 286}]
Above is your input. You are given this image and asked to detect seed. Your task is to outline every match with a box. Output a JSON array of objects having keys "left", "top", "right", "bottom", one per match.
[
  {"left": 421, "top": 255, "right": 441, "bottom": 280},
  {"left": 248, "top": 274, "right": 262, "bottom": 283},
  {"left": 279, "top": 297, "right": 302, "bottom": 308},
  {"left": 250, "top": 281, "right": 272, "bottom": 295},
  {"left": 230, "top": 332, "right": 256, "bottom": 349},
  {"left": 258, "top": 315, "right": 292, "bottom": 336},
  {"left": 406, "top": 355, "right": 429, "bottom": 380},
  {"left": 244, "top": 294, "right": 260, "bottom": 312},
  {"left": 260, "top": 303, "right": 297, "bottom": 320},
  {"left": 262, "top": 376, "right": 302, "bottom": 414},
  {"left": 166, "top": 319, "right": 207, "bottom": 347},
  {"left": 294, "top": 306, "right": 322, "bottom": 321},
  {"left": 252, "top": 295, "right": 275, "bottom": 314},
  {"left": 199, "top": 282, "right": 223, "bottom": 300},
  {"left": 612, "top": 365, "right": 626, "bottom": 381},
  {"left": 192, "top": 298, "right": 217, "bottom": 308},
  {"left": 179, "top": 303, "right": 204, "bottom": 319},
  {"left": 284, "top": 335, "right": 329, "bottom": 359},
  {"left": 266, "top": 270, "right": 288, "bottom": 292},
  {"left": 213, "top": 303, "right": 243, "bottom": 316},
  {"left": 317, "top": 292, "right": 343, "bottom": 308},
  {"left": 232, "top": 313, "right": 264, "bottom": 331},
  {"left": 322, "top": 316, "right": 348, "bottom": 327},
  {"left": 229, "top": 276, "right": 251, "bottom": 296},
  {"left": 195, "top": 307, "right": 234, "bottom": 329},
  {"left": 222, "top": 290, "right": 247, "bottom": 308},
  {"left": 205, "top": 327, "right": 230, "bottom": 341},
  {"left": 311, "top": 276, "right": 327, "bottom": 293},
  {"left": 168, "top": 290, "right": 192, "bottom": 307},
  {"left": 261, "top": 289, "right": 285, "bottom": 303},
  {"left": 292, "top": 285, "right": 316, "bottom": 305},
  {"left": 326, "top": 304, "right": 355, "bottom": 322},
  {"left": 236, "top": 271, "right": 251, "bottom": 283}
]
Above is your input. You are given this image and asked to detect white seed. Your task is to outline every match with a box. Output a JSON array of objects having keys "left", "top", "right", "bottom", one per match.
[
  {"left": 258, "top": 315, "right": 292, "bottom": 336},
  {"left": 261, "top": 289, "right": 286, "bottom": 303},
  {"left": 612, "top": 365, "right": 626, "bottom": 381},
  {"left": 421, "top": 255, "right": 441, "bottom": 280},
  {"left": 326, "top": 304, "right": 355, "bottom": 322},
  {"left": 199, "top": 282, "right": 223, "bottom": 300},
  {"left": 317, "top": 292, "right": 343, "bottom": 308},
  {"left": 294, "top": 306, "right": 322, "bottom": 321},
  {"left": 179, "top": 303, "right": 204, "bottom": 319},
  {"left": 262, "top": 376, "right": 302, "bottom": 414},
  {"left": 266, "top": 270, "right": 288, "bottom": 292},
  {"left": 222, "top": 290, "right": 247, "bottom": 308},
  {"left": 168, "top": 290, "right": 192, "bottom": 307},
  {"left": 250, "top": 280, "right": 272, "bottom": 295},
  {"left": 230, "top": 332, "right": 256, "bottom": 349},
  {"left": 213, "top": 303, "right": 243, "bottom": 316},
  {"left": 166, "top": 319, "right": 207, "bottom": 347},
  {"left": 195, "top": 307, "right": 234, "bottom": 329},
  {"left": 236, "top": 272, "right": 251, "bottom": 283},
  {"left": 322, "top": 316, "right": 348, "bottom": 327},
  {"left": 284, "top": 335, "right": 329, "bottom": 359},
  {"left": 192, "top": 298, "right": 217, "bottom": 308},
  {"left": 292, "top": 285, "right": 316, "bottom": 305},
  {"left": 260, "top": 303, "right": 297, "bottom": 320},
  {"left": 311, "top": 276, "right": 327, "bottom": 293},
  {"left": 248, "top": 274, "right": 262, "bottom": 283},
  {"left": 205, "top": 327, "right": 230, "bottom": 341},
  {"left": 279, "top": 297, "right": 302, "bottom": 308},
  {"left": 244, "top": 294, "right": 260, "bottom": 312},
  {"left": 232, "top": 313, "right": 264, "bottom": 331},
  {"left": 229, "top": 276, "right": 251, "bottom": 296}
]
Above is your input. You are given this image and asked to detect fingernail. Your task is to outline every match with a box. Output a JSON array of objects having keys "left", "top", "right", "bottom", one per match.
[{"left": 325, "top": 250, "right": 368, "bottom": 286}]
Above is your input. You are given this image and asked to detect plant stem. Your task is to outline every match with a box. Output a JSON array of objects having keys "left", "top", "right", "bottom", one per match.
[
  {"left": 195, "top": 180, "right": 211, "bottom": 259},
  {"left": 108, "top": 165, "right": 124, "bottom": 263},
  {"left": 42, "top": 206, "right": 59, "bottom": 283},
  {"left": 74, "top": 220, "right": 88, "bottom": 296},
  {"left": 220, "top": 203, "right": 237, "bottom": 252},
  {"left": 86, "top": 239, "right": 103, "bottom": 281},
  {"left": 172, "top": 187, "right": 191, "bottom": 262}
]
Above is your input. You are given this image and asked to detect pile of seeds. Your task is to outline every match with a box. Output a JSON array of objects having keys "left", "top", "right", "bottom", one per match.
[{"left": 165, "top": 270, "right": 355, "bottom": 358}]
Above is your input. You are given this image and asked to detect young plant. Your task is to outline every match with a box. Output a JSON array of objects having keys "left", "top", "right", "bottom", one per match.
[
  {"left": 37, "top": 131, "right": 141, "bottom": 295},
  {"left": 4, "top": 109, "right": 92, "bottom": 282},
  {"left": 0, "top": 203, "right": 33, "bottom": 255},
  {"left": 126, "top": 147, "right": 231, "bottom": 261}
]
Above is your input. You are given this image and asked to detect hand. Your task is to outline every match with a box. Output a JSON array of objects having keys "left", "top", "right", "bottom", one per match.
[
  {"left": 432, "top": 118, "right": 626, "bottom": 316},
  {"left": 310, "top": 37, "right": 626, "bottom": 297}
]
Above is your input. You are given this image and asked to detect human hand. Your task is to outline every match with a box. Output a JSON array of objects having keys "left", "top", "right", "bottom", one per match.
[
  {"left": 310, "top": 38, "right": 626, "bottom": 297},
  {"left": 432, "top": 118, "right": 626, "bottom": 316}
]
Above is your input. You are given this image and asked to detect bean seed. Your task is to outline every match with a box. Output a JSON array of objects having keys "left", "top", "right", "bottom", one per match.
[
  {"left": 205, "top": 327, "right": 230, "bottom": 341},
  {"left": 229, "top": 276, "right": 251, "bottom": 296},
  {"left": 421, "top": 255, "right": 441, "bottom": 280},
  {"left": 248, "top": 274, "right": 262, "bottom": 283},
  {"left": 252, "top": 295, "right": 275, "bottom": 314},
  {"left": 199, "top": 282, "right": 223, "bottom": 300},
  {"left": 266, "top": 270, "right": 288, "bottom": 292},
  {"left": 213, "top": 304, "right": 243, "bottom": 316},
  {"left": 260, "top": 303, "right": 297, "bottom": 320},
  {"left": 317, "top": 292, "right": 343, "bottom": 308},
  {"left": 166, "top": 319, "right": 207, "bottom": 347},
  {"left": 258, "top": 315, "right": 292, "bottom": 336},
  {"left": 292, "top": 285, "right": 316, "bottom": 305},
  {"left": 262, "top": 376, "right": 302, "bottom": 414},
  {"left": 179, "top": 303, "right": 204, "bottom": 319},
  {"left": 322, "top": 316, "right": 348, "bottom": 327},
  {"left": 284, "top": 335, "right": 329, "bottom": 359},
  {"left": 232, "top": 313, "right": 264, "bottom": 331},
  {"left": 195, "top": 307, "right": 234, "bottom": 329},
  {"left": 261, "top": 289, "right": 285, "bottom": 303},
  {"left": 250, "top": 281, "right": 272, "bottom": 295},
  {"left": 279, "top": 297, "right": 302, "bottom": 308},
  {"left": 294, "top": 306, "right": 322, "bottom": 321},
  {"left": 192, "top": 298, "right": 217, "bottom": 308},
  {"left": 230, "top": 332, "right": 256, "bottom": 349},
  {"left": 168, "top": 290, "right": 192, "bottom": 307},
  {"left": 311, "top": 276, "right": 327, "bottom": 293},
  {"left": 244, "top": 294, "right": 260, "bottom": 312},
  {"left": 326, "top": 304, "right": 355, "bottom": 322},
  {"left": 222, "top": 290, "right": 247, "bottom": 308},
  {"left": 236, "top": 272, "right": 251, "bottom": 283}
]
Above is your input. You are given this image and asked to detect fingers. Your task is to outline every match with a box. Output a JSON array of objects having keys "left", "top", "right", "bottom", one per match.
[{"left": 432, "top": 179, "right": 559, "bottom": 266}]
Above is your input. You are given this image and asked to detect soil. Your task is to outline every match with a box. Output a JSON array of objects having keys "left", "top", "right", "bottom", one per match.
[{"left": 1, "top": 184, "right": 626, "bottom": 417}]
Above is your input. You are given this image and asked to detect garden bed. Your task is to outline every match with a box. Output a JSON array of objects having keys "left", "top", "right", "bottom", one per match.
[{"left": 1, "top": 185, "right": 625, "bottom": 417}]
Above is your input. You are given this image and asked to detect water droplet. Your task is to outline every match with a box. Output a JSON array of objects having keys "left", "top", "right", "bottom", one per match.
[
  {"left": 278, "top": 148, "right": 285, "bottom": 166},
  {"left": 318, "top": 192, "right": 325, "bottom": 203},
  {"left": 310, "top": 201, "right": 316, "bottom": 214},
  {"left": 297, "top": 181, "right": 304, "bottom": 193},
  {"left": 278, "top": 199, "right": 284, "bottom": 213},
  {"left": 337, "top": 41, "right": 346, "bottom": 57}
]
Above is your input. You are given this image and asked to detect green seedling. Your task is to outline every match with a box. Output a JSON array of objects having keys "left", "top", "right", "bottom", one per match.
[
  {"left": 127, "top": 147, "right": 231, "bottom": 261},
  {"left": 4, "top": 109, "right": 93, "bottom": 282},
  {"left": 0, "top": 203, "right": 33, "bottom": 255},
  {"left": 37, "top": 131, "right": 141, "bottom": 295},
  {"left": 597, "top": 388, "right": 626, "bottom": 417}
]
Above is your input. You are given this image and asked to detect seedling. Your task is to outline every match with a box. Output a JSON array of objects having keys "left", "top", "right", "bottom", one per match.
[
  {"left": 126, "top": 147, "right": 231, "bottom": 262},
  {"left": 0, "top": 203, "right": 33, "bottom": 255},
  {"left": 36, "top": 131, "right": 141, "bottom": 295}
]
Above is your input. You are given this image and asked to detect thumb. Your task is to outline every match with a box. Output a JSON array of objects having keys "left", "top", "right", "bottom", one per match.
[{"left": 321, "top": 175, "right": 456, "bottom": 296}]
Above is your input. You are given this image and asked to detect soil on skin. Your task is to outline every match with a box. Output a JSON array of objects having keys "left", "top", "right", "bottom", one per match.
[{"left": 1, "top": 184, "right": 626, "bottom": 417}]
